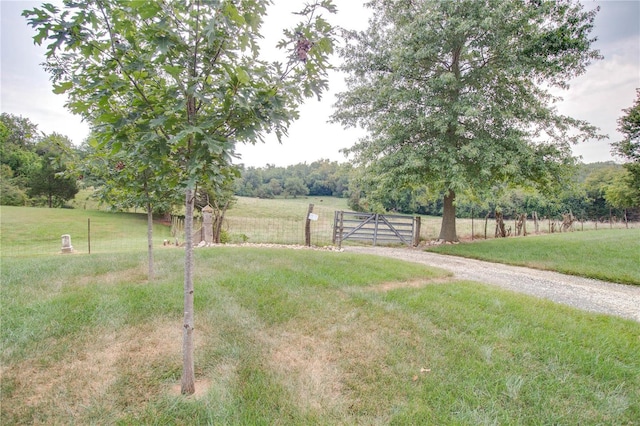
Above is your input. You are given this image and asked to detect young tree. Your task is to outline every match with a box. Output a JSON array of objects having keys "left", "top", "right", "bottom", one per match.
[
  {"left": 81, "top": 132, "right": 182, "bottom": 280},
  {"left": 612, "top": 89, "right": 640, "bottom": 205},
  {"left": 25, "top": 0, "right": 336, "bottom": 394},
  {"left": 332, "top": 0, "right": 603, "bottom": 241}
]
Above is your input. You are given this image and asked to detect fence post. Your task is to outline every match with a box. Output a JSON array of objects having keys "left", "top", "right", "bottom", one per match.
[
  {"left": 338, "top": 211, "right": 344, "bottom": 249},
  {"left": 413, "top": 216, "right": 421, "bottom": 246},
  {"left": 88, "top": 218, "right": 91, "bottom": 254},
  {"left": 305, "top": 203, "right": 314, "bottom": 246},
  {"left": 373, "top": 214, "right": 379, "bottom": 246},
  {"left": 471, "top": 208, "right": 474, "bottom": 241}
]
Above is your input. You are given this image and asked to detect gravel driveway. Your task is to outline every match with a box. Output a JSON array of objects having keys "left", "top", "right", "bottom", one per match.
[{"left": 344, "top": 246, "right": 640, "bottom": 323}]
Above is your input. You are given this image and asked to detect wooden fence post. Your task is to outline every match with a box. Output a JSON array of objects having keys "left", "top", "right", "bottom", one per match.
[
  {"left": 305, "top": 204, "right": 314, "bottom": 247},
  {"left": 414, "top": 216, "right": 421, "bottom": 246},
  {"left": 338, "top": 211, "right": 344, "bottom": 249},
  {"left": 471, "top": 208, "right": 474, "bottom": 241}
]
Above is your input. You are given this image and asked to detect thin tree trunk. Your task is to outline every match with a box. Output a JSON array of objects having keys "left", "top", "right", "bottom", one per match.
[
  {"left": 213, "top": 200, "right": 229, "bottom": 243},
  {"left": 181, "top": 187, "right": 196, "bottom": 395},
  {"left": 438, "top": 190, "right": 458, "bottom": 242},
  {"left": 146, "top": 201, "right": 154, "bottom": 281}
]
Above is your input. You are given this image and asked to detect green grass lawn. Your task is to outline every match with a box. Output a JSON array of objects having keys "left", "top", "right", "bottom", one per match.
[
  {"left": 428, "top": 229, "right": 640, "bottom": 285},
  {"left": 1, "top": 248, "right": 639, "bottom": 424},
  {"left": 0, "top": 205, "right": 173, "bottom": 256}
]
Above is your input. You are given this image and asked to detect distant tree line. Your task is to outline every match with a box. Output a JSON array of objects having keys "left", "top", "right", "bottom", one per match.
[
  {"left": 3, "top": 111, "right": 638, "bottom": 223},
  {"left": 234, "top": 160, "right": 355, "bottom": 199},
  {"left": 235, "top": 160, "right": 639, "bottom": 222}
]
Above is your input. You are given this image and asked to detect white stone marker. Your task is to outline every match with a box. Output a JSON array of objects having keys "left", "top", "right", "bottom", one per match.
[{"left": 61, "top": 234, "right": 73, "bottom": 253}]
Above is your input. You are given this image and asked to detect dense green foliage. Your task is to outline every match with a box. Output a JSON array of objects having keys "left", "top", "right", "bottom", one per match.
[
  {"left": 234, "top": 161, "right": 639, "bottom": 221},
  {"left": 332, "top": 0, "right": 603, "bottom": 241},
  {"left": 234, "top": 159, "right": 354, "bottom": 198},
  {"left": 0, "top": 113, "right": 79, "bottom": 207},
  {"left": 611, "top": 89, "right": 640, "bottom": 206}
]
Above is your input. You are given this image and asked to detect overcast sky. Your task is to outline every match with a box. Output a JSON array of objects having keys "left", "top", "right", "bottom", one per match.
[{"left": 1, "top": 0, "right": 638, "bottom": 167}]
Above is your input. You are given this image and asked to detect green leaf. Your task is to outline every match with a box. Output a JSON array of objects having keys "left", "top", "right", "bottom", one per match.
[
  {"left": 149, "top": 116, "right": 167, "bottom": 128},
  {"left": 155, "top": 36, "right": 172, "bottom": 54},
  {"left": 223, "top": 3, "right": 245, "bottom": 26},
  {"left": 52, "top": 81, "right": 73, "bottom": 94},
  {"left": 111, "top": 141, "right": 122, "bottom": 154},
  {"left": 236, "top": 66, "right": 250, "bottom": 85},
  {"left": 163, "top": 65, "right": 182, "bottom": 79}
]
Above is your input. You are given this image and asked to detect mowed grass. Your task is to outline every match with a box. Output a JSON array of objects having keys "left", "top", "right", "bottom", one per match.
[
  {"left": 0, "top": 206, "right": 173, "bottom": 256},
  {"left": 2, "top": 248, "right": 639, "bottom": 424},
  {"left": 428, "top": 229, "right": 640, "bottom": 285},
  {"left": 231, "top": 196, "right": 350, "bottom": 220}
]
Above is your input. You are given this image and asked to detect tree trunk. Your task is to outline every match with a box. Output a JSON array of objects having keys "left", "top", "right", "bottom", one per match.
[
  {"left": 212, "top": 200, "right": 229, "bottom": 244},
  {"left": 438, "top": 190, "right": 458, "bottom": 242},
  {"left": 495, "top": 211, "right": 507, "bottom": 238},
  {"left": 146, "top": 202, "right": 154, "bottom": 281},
  {"left": 181, "top": 187, "right": 196, "bottom": 395}
]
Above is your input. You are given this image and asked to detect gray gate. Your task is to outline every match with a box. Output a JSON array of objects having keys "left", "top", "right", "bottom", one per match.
[{"left": 333, "top": 211, "right": 421, "bottom": 247}]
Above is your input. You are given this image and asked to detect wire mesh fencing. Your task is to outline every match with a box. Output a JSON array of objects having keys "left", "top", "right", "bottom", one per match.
[{"left": 2, "top": 204, "right": 637, "bottom": 258}]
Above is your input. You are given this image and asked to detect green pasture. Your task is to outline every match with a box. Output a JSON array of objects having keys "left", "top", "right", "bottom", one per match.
[
  {"left": 231, "top": 196, "right": 350, "bottom": 219},
  {"left": 0, "top": 206, "right": 173, "bottom": 256},
  {"left": 2, "top": 247, "right": 639, "bottom": 424},
  {"left": 429, "top": 229, "right": 640, "bottom": 285}
]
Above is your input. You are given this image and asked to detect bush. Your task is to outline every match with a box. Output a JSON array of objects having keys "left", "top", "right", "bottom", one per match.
[{"left": 0, "top": 180, "right": 27, "bottom": 206}]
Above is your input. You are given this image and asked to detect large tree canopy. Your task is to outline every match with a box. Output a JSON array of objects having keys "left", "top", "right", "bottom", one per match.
[
  {"left": 612, "top": 89, "right": 640, "bottom": 205},
  {"left": 331, "top": 0, "right": 603, "bottom": 241},
  {"left": 613, "top": 89, "right": 640, "bottom": 162},
  {"left": 25, "top": 0, "right": 336, "bottom": 394}
]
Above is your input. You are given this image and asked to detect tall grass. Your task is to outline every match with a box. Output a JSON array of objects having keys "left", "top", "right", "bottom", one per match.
[{"left": 2, "top": 248, "right": 638, "bottom": 424}]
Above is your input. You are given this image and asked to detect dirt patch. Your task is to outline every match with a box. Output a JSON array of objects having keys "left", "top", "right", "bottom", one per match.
[
  {"left": 370, "top": 277, "right": 454, "bottom": 292},
  {"left": 8, "top": 331, "right": 125, "bottom": 416},
  {"left": 74, "top": 266, "right": 148, "bottom": 287},
  {"left": 268, "top": 329, "right": 344, "bottom": 412},
  {"left": 3, "top": 319, "right": 184, "bottom": 421}
]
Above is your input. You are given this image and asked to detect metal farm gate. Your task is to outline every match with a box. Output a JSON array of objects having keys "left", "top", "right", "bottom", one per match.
[{"left": 333, "top": 211, "right": 421, "bottom": 247}]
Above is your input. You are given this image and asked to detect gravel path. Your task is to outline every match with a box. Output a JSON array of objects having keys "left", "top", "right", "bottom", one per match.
[{"left": 344, "top": 246, "right": 640, "bottom": 323}]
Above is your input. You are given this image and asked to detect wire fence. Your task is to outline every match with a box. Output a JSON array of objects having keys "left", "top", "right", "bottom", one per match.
[
  {"left": 222, "top": 215, "right": 638, "bottom": 246},
  {"left": 2, "top": 207, "right": 637, "bottom": 258}
]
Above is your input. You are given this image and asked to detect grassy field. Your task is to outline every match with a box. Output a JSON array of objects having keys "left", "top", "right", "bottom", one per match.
[
  {"left": 2, "top": 201, "right": 638, "bottom": 284},
  {"left": 221, "top": 196, "right": 349, "bottom": 245},
  {"left": 428, "top": 229, "right": 640, "bottom": 285},
  {"left": 2, "top": 247, "right": 639, "bottom": 424},
  {"left": 42, "top": 190, "right": 638, "bottom": 246},
  {"left": 0, "top": 205, "right": 173, "bottom": 257}
]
